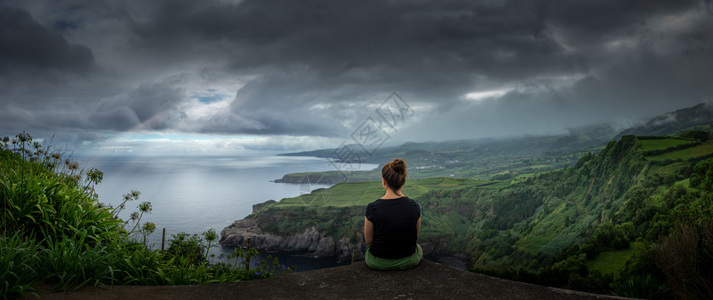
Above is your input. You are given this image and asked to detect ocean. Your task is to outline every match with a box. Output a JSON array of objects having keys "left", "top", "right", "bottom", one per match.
[{"left": 84, "top": 153, "right": 378, "bottom": 271}]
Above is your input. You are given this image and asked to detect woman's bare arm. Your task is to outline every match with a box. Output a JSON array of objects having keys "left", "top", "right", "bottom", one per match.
[{"left": 364, "top": 217, "right": 374, "bottom": 245}]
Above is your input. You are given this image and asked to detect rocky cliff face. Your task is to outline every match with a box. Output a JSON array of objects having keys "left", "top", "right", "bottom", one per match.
[
  {"left": 220, "top": 218, "right": 365, "bottom": 260},
  {"left": 252, "top": 200, "right": 277, "bottom": 214}
]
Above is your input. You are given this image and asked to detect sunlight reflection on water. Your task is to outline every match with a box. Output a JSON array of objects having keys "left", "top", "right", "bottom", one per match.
[{"left": 83, "top": 154, "right": 377, "bottom": 270}]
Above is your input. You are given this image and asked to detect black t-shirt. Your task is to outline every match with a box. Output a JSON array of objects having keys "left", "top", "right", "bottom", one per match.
[{"left": 365, "top": 197, "right": 420, "bottom": 259}]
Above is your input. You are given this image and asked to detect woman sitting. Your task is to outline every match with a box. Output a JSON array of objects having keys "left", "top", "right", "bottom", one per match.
[{"left": 364, "top": 158, "right": 422, "bottom": 270}]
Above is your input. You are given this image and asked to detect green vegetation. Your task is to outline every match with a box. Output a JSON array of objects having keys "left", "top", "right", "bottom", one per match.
[
  {"left": 586, "top": 242, "right": 641, "bottom": 277},
  {"left": 639, "top": 138, "right": 692, "bottom": 151},
  {"left": 679, "top": 130, "right": 712, "bottom": 142},
  {"left": 0, "top": 133, "right": 291, "bottom": 299},
  {"left": 461, "top": 143, "right": 713, "bottom": 298},
  {"left": 276, "top": 177, "right": 492, "bottom": 207},
  {"left": 253, "top": 134, "right": 713, "bottom": 298},
  {"left": 280, "top": 128, "right": 615, "bottom": 183},
  {"left": 648, "top": 143, "right": 713, "bottom": 160},
  {"left": 5, "top": 104, "right": 713, "bottom": 298}
]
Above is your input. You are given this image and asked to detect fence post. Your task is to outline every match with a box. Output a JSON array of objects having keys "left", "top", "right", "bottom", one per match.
[
  {"left": 246, "top": 237, "right": 251, "bottom": 271},
  {"left": 161, "top": 228, "right": 166, "bottom": 251}
]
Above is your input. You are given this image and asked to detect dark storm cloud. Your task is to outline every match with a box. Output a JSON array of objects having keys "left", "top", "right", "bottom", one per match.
[
  {"left": 546, "top": 0, "right": 699, "bottom": 32},
  {"left": 146, "top": 1, "right": 556, "bottom": 112},
  {"left": 127, "top": 0, "right": 712, "bottom": 125},
  {"left": 0, "top": 6, "right": 95, "bottom": 75},
  {"left": 0, "top": 4, "right": 102, "bottom": 113},
  {"left": 1, "top": 0, "right": 712, "bottom": 146},
  {"left": 0, "top": 2, "right": 186, "bottom": 142},
  {"left": 130, "top": 0, "right": 579, "bottom": 84},
  {"left": 225, "top": 69, "right": 363, "bottom": 136},
  {"left": 124, "top": 0, "right": 592, "bottom": 136},
  {"left": 89, "top": 82, "right": 186, "bottom": 131},
  {"left": 0, "top": 80, "right": 184, "bottom": 143}
]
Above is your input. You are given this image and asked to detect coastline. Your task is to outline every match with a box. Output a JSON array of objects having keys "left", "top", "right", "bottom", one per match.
[
  {"left": 219, "top": 156, "right": 473, "bottom": 271},
  {"left": 221, "top": 200, "right": 471, "bottom": 270}
]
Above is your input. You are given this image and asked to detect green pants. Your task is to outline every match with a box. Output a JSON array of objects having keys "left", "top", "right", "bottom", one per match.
[{"left": 365, "top": 245, "right": 422, "bottom": 270}]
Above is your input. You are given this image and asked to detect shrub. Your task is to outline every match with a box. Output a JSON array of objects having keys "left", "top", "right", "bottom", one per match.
[
  {"left": 165, "top": 233, "right": 207, "bottom": 267},
  {"left": 654, "top": 222, "right": 713, "bottom": 299},
  {"left": 612, "top": 274, "right": 669, "bottom": 299}
]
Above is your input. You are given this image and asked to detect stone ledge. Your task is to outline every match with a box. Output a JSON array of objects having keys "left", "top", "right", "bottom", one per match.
[{"left": 28, "top": 260, "right": 629, "bottom": 300}]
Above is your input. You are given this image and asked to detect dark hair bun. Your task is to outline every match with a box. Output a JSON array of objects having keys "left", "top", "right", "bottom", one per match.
[
  {"left": 382, "top": 158, "right": 407, "bottom": 191},
  {"left": 390, "top": 159, "right": 406, "bottom": 174}
]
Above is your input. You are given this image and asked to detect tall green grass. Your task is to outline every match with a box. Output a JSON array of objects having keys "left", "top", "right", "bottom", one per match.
[
  {"left": 1, "top": 132, "right": 292, "bottom": 298},
  {"left": 0, "top": 232, "right": 40, "bottom": 299}
]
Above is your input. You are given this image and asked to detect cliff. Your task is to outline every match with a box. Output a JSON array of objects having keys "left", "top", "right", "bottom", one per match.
[
  {"left": 220, "top": 218, "right": 365, "bottom": 260},
  {"left": 251, "top": 200, "right": 276, "bottom": 213},
  {"left": 221, "top": 136, "right": 656, "bottom": 270}
]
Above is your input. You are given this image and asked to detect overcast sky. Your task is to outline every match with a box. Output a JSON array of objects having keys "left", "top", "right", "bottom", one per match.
[{"left": 1, "top": 0, "right": 712, "bottom": 155}]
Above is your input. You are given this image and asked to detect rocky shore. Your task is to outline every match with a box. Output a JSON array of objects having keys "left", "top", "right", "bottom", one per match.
[
  {"left": 220, "top": 200, "right": 470, "bottom": 267},
  {"left": 219, "top": 218, "right": 365, "bottom": 260}
]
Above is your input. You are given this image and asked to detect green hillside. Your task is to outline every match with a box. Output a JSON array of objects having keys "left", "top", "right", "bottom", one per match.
[
  {"left": 275, "top": 177, "right": 493, "bottom": 207},
  {"left": 278, "top": 125, "right": 616, "bottom": 183},
  {"left": 648, "top": 143, "right": 713, "bottom": 161},
  {"left": 616, "top": 102, "right": 713, "bottom": 138},
  {"left": 249, "top": 135, "right": 713, "bottom": 297},
  {"left": 639, "top": 138, "right": 693, "bottom": 151}
]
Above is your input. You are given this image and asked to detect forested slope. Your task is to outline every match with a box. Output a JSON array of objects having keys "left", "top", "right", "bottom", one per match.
[{"left": 229, "top": 134, "right": 713, "bottom": 298}]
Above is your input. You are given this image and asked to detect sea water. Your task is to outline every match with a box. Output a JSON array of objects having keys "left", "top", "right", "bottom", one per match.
[{"left": 84, "top": 153, "right": 377, "bottom": 271}]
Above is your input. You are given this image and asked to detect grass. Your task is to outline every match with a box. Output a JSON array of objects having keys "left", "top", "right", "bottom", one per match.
[
  {"left": 0, "top": 232, "right": 40, "bottom": 297},
  {"left": 587, "top": 242, "right": 641, "bottom": 277},
  {"left": 639, "top": 138, "right": 693, "bottom": 152},
  {"left": 275, "top": 177, "right": 490, "bottom": 207},
  {"left": 646, "top": 161, "right": 690, "bottom": 178},
  {"left": 1, "top": 133, "right": 292, "bottom": 298},
  {"left": 648, "top": 143, "right": 713, "bottom": 160}
]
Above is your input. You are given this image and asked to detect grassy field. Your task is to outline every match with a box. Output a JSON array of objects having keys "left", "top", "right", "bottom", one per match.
[
  {"left": 274, "top": 177, "right": 490, "bottom": 207},
  {"left": 648, "top": 143, "right": 713, "bottom": 160},
  {"left": 279, "top": 135, "right": 598, "bottom": 184},
  {"left": 639, "top": 138, "right": 693, "bottom": 151},
  {"left": 275, "top": 169, "right": 379, "bottom": 182},
  {"left": 587, "top": 242, "right": 642, "bottom": 277}
]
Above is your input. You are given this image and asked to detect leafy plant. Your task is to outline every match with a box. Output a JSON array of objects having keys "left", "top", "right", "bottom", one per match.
[
  {"left": 37, "top": 233, "right": 121, "bottom": 292},
  {"left": 1, "top": 132, "right": 292, "bottom": 298},
  {"left": 0, "top": 232, "right": 40, "bottom": 299},
  {"left": 165, "top": 232, "right": 207, "bottom": 267},
  {"left": 203, "top": 228, "right": 218, "bottom": 261},
  {"left": 612, "top": 274, "right": 669, "bottom": 299}
]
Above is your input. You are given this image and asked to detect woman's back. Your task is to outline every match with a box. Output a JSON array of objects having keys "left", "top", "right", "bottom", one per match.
[
  {"left": 364, "top": 158, "right": 423, "bottom": 270},
  {"left": 366, "top": 197, "right": 420, "bottom": 259}
]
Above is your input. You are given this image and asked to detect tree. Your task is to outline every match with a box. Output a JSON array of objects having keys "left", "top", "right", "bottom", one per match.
[{"left": 679, "top": 130, "right": 711, "bottom": 142}]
